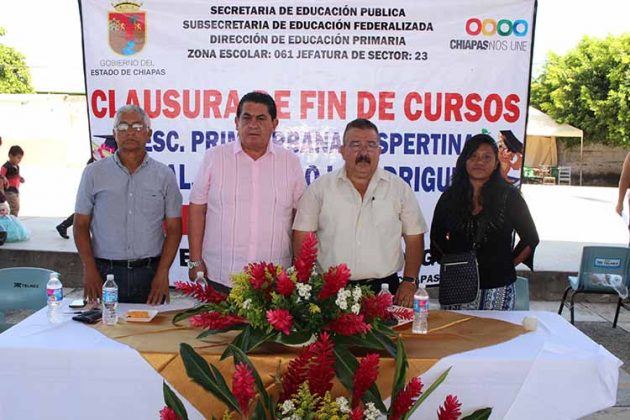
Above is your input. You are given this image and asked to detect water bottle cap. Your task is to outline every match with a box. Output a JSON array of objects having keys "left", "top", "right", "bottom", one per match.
[
  {"left": 49, "top": 272, "right": 59, "bottom": 280},
  {"left": 196, "top": 271, "right": 204, "bottom": 278},
  {"left": 381, "top": 283, "right": 390, "bottom": 292},
  {"left": 106, "top": 274, "right": 114, "bottom": 281}
]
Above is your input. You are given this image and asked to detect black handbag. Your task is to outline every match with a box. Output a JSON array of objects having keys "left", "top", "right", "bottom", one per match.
[
  {"left": 435, "top": 218, "right": 488, "bottom": 306},
  {"left": 438, "top": 251, "right": 479, "bottom": 306}
]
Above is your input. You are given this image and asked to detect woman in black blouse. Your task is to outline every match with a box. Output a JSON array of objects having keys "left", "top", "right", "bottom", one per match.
[{"left": 430, "top": 134, "right": 539, "bottom": 310}]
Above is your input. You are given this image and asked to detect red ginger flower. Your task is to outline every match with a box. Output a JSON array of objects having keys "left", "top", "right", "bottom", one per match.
[
  {"left": 306, "top": 332, "right": 336, "bottom": 397},
  {"left": 174, "top": 281, "right": 228, "bottom": 304},
  {"left": 349, "top": 406, "right": 364, "bottom": 420},
  {"left": 352, "top": 353, "right": 380, "bottom": 407},
  {"left": 391, "top": 377, "right": 423, "bottom": 420},
  {"left": 233, "top": 363, "right": 256, "bottom": 415},
  {"left": 326, "top": 313, "right": 372, "bottom": 336},
  {"left": 275, "top": 270, "right": 296, "bottom": 296},
  {"left": 295, "top": 232, "right": 318, "bottom": 282},
  {"left": 266, "top": 309, "right": 293, "bottom": 335},
  {"left": 279, "top": 344, "right": 314, "bottom": 401},
  {"left": 318, "top": 264, "right": 351, "bottom": 300},
  {"left": 247, "top": 262, "right": 270, "bottom": 289},
  {"left": 190, "top": 311, "right": 246, "bottom": 330},
  {"left": 361, "top": 293, "right": 393, "bottom": 321},
  {"left": 438, "top": 394, "right": 462, "bottom": 420},
  {"left": 159, "top": 407, "right": 181, "bottom": 420}
]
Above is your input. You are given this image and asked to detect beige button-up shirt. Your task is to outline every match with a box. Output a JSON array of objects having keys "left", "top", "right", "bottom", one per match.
[{"left": 293, "top": 167, "right": 427, "bottom": 280}]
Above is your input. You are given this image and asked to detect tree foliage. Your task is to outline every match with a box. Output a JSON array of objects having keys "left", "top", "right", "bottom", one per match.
[
  {"left": 530, "top": 34, "right": 630, "bottom": 146},
  {"left": 0, "top": 27, "right": 34, "bottom": 93}
]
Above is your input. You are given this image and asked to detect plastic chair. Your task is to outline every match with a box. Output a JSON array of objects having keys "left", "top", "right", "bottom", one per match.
[
  {"left": 0, "top": 267, "right": 57, "bottom": 332},
  {"left": 557, "top": 166, "right": 571, "bottom": 185},
  {"left": 513, "top": 276, "right": 530, "bottom": 310},
  {"left": 558, "top": 246, "right": 630, "bottom": 327}
]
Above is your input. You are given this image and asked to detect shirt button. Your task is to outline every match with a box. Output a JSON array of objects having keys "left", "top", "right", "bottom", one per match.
[
  {"left": 129, "top": 211, "right": 132, "bottom": 214},
  {"left": 129, "top": 193, "right": 133, "bottom": 196}
]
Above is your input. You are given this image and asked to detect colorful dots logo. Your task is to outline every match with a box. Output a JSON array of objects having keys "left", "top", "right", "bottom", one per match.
[{"left": 465, "top": 18, "right": 528, "bottom": 37}]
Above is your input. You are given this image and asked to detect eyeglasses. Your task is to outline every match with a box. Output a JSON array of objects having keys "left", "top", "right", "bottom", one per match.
[
  {"left": 347, "top": 141, "right": 380, "bottom": 152},
  {"left": 115, "top": 122, "right": 146, "bottom": 132}
]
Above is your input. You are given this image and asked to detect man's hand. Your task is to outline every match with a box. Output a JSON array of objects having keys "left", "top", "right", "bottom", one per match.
[
  {"left": 188, "top": 260, "right": 208, "bottom": 281},
  {"left": 147, "top": 269, "right": 170, "bottom": 305},
  {"left": 616, "top": 202, "right": 623, "bottom": 216},
  {"left": 394, "top": 281, "right": 416, "bottom": 308},
  {"left": 83, "top": 266, "right": 103, "bottom": 303}
]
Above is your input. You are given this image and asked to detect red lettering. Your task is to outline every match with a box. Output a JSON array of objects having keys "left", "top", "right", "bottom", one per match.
[
  {"left": 503, "top": 94, "right": 520, "bottom": 122},
  {"left": 328, "top": 91, "right": 346, "bottom": 120},
  {"left": 300, "top": 90, "right": 316, "bottom": 119},
  {"left": 357, "top": 91, "right": 376, "bottom": 119},
  {"left": 274, "top": 90, "right": 291, "bottom": 119},
  {"left": 224, "top": 90, "right": 239, "bottom": 118},
  {"left": 182, "top": 90, "right": 200, "bottom": 118},
  {"left": 162, "top": 89, "right": 180, "bottom": 119},
  {"left": 126, "top": 89, "right": 140, "bottom": 106},
  {"left": 202, "top": 90, "right": 222, "bottom": 119},
  {"left": 424, "top": 93, "right": 442, "bottom": 122},
  {"left": 91, "top": 89, "right": 113, "bottom": 118},
  {"left": 484, "top": 94, "right": 503, "bottom": 122},
  {"left": 144, "top": 89, "right": 161, "bottom": 119},
  {"left": 444, "top": 93, "right": 463, "bottom": 122},
  {"left": 403, "top": 92, "right": 422, "bottom": 121},
  {"left": 463, "top": 93, "right": 482, "bottom": 122},
  {"left": 378, "top": 91, "right": 395, "bottom": 120}
]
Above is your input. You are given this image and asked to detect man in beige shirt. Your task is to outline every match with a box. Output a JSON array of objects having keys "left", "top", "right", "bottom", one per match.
[{"left": 293, "top": 118, "right": 427, "bottom": 307}]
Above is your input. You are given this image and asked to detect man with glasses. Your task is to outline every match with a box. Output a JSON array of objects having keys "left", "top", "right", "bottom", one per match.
[
  {"left": 74, "top": 105, "right": 182, "bottom": 304},
  {"left": 187, "top": 92, "right": 305, "bottom": 292},
  {"left": 293, "top": 118, "right": 427, "bottom": 307}
]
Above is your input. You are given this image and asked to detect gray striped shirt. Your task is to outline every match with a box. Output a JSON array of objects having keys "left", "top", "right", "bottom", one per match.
[{"left": 75, "top": 152, "right": 182, "bottom": 259}]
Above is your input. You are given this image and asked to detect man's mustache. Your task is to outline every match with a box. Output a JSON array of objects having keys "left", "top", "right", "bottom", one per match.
[{"left": 355, "top": 155, "right": 371, "bottom": 164}]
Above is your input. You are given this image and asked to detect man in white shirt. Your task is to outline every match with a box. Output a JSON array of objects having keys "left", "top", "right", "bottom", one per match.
[{"left": 293, "top": 118, "right": 427, "bottom": 307}]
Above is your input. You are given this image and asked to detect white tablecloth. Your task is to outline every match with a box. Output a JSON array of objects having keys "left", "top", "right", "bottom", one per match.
[{"left": 0, "top": 307, "right": 621, "bottom": 420}]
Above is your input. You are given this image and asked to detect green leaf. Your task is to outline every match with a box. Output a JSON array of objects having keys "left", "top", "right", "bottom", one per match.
[
  {"left": 391, "top": 338, "right": 408, "bottom": 404},
  {"left": 368, "top": 327, "right": 397, "bottom": 357},
  {"left": 179, "top": 343, "right": 241, "bottom": 413},
  {"left": 401, "top": 367, "right": 452, "bottom": 420},
  {"left": 461, "top": 408, "right": 493, "bottom": 420},
  {"left": 254, "top": 401, "right": 267, "bottom": 419},
  {"left": 196, "top": 323, "right": 246, "bottom": 339},
  {"left": 332, "top": 344, "right": 359, "bottom": 390},
  {"left": 162, "top": 381, "right": 189, "bottom": 420},
  {"left": 172, "top": 305, "right": 213, "bottom": 324},
  {"left": 221, "top": 326, "right": 276, "bottom": 359},
  {"left": 228, "top": 345, "right": 275, "bottom": 417}
]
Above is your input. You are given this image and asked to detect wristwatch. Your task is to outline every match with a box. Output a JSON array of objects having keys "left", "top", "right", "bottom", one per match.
[
  {"left": 187, "top": 260, "right": 203, "bottom": 270},
  {"left": 402, "top": 276, "right": 419, "bottom": 287}
]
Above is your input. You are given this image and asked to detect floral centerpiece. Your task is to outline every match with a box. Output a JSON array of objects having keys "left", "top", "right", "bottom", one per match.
[
  {"left": 166, "top": 233, "right": 492, "bottom": 419},
  {"left": 173, "top": 233, "right": 400, "bottom": 357}
]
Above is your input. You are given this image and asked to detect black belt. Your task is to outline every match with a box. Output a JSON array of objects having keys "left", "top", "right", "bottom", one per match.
[
  {"left": 96, "top": 256, "right": 160, "bottom": 268},
  {"left": 352, "top": 272, "right": 399, "bottom": 284}
]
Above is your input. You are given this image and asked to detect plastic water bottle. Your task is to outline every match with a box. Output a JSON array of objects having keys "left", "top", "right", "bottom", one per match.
[
  {"left": 378, "top": 283, "right": 392, "bottom": 297},
  {"left": 412, "top": 283, "right": 429, "bottom": 334},
  {"left": 46, "top": 272, "right": 63, "bottom": 324},
  {"left": 102, "top": 274, "right": 118, "bottom": 325},
  {"left": 194, "top": 271, "right": 207, "bottom": 287}
]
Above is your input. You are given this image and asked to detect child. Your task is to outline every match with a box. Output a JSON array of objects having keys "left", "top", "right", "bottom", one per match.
[
  {"left": 0, "top": 201, "right": 29, "bottom": 243},
  {"left": 1, "top": 145, "right": 25, "bottom": 216}
]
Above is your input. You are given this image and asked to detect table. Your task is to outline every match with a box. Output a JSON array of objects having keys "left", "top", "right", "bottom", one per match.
[{"left": 0, "top": 306, "right": 621, "bottom": 420}]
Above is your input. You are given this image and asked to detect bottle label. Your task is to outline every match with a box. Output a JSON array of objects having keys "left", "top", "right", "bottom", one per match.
[
  {"left": 47, "top": 287, "right": 63, "bottom": 303},
  {"left": 103, "top": 289, "right": 118, "bottom": 304},
  {"left": 414, "top": 298, "right": 428, "bottom": 313}
]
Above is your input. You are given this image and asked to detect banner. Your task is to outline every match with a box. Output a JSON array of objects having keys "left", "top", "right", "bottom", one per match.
[{"left": 79, "top": 0, "right": 536, "bottom": 285}]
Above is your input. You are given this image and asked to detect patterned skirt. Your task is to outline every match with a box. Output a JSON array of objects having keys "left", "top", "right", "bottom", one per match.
[{"left": 442, "top": 282, "right": 516, "bottom": 311}]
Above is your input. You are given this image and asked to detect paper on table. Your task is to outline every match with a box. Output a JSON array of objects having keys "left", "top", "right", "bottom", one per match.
[{"left": 117, "top": 297, "right": 195, "bottom": 315}]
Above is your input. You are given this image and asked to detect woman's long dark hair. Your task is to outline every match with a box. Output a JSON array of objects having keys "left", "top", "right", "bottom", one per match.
[{"left": 445, "top": 134, "right": 510, "bottom": 224}]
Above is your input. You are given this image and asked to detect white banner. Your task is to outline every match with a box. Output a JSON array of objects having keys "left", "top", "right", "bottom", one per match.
[{"left": 79, "top": 0, "right": 536, "bottom": 285}]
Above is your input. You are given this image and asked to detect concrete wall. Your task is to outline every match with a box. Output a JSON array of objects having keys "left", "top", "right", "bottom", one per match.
[{"left": 557, "top": 139, "right": 627, "bottom": 186}]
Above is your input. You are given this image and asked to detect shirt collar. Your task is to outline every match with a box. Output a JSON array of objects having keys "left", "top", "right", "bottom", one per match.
[
  {"left": 338, "top": 166, "right": 387, "bottom": 183},
  {"left": 232, "top": 137, "right": 276, "bottom": 156},
  {"left": 113, "top": 151, "right": 150, "bottom": 171}
]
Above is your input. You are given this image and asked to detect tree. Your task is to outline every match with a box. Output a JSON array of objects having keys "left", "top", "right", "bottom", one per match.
[
  {"left": 0, "top": 27, "right": 34, "bottom": 93},
  {"left": 530, "top": 34, "right": 630, "bottom": 146}
]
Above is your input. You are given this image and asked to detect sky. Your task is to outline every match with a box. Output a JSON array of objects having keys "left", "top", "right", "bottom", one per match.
[{"left": 0, "top": 0, "right": 629, "bottom": 93}]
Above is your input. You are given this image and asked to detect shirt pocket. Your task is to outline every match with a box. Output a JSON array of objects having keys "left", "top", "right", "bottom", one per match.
[
  {"left": 371, "top": 199, "right": 401, "bottom": 236},
  {"left": 141, "top": 189, "right": 165, "bottom": 218}
]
